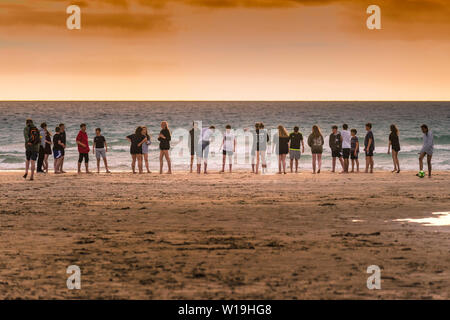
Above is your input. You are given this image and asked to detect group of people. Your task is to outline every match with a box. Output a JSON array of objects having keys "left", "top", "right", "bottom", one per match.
[{"left": 22, "top": 118, "right": 435, "bottom": 180}]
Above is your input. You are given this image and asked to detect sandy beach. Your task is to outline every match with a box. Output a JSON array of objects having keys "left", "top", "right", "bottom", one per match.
[{"left": 0, "top": 170, "right": 448, "bottom": 299}]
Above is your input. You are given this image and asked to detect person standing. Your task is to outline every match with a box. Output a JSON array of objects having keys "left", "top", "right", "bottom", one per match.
[
  {"left": 273, "top": 125, "right": 289, "bottom": 174},
  {"left": 418, "top": 124, "right": 433, "bottom": 178},
  {"left": 37, "top": 123, "right": 47, "bottom": 173},
  {"left": 158, "top": 121, "right": 172, "bottom": 174},
  {"left": 59, "top": 123, "right": 67, "bottom": 173},
  {"left": 93, "top": 128, "right": 111, "bottom": 174},
  {"left": 199, "top": 126, "right": 215, "bottom": 174},
  {"left": 257, "top": 122, "right": 270, "bottom": 174},
  {"left": 76, "top": 124, "right": 91, "bottom": 174},
  {"left": 188, "top": 122, "right": 200, "bottom": 173},
  {"left": 141, "top": 126, "right": 152, "bottom": 173},
  {"left": 329, "top": 125, "right": 344, "bottom": 173},
  {"left": 53, "top": 127, "right": 65, "bottom": 174},
  {"left": 307, "top": 125, "right": 324, "bottom": 174},
  {"left": 23, "top": 119, "right": 40, "bottom": 181},
  {"left": 289, "top": 126, "right": 304, "bottom": 173},
  {"left": 251, "top": 122, "right": 260, "bottom": 174},
  {"left": 220, "top": 125, "right": 236, "bottom": 173},
  {"left": 42, "top": 123, "right": 52, "bottom": 173},
  {"left": 364, "top": 123, "right": 375, "bottom": 173},
  {"left": 126, "top": 126, "right": 145, "bottom": 174},
  {"left": 350, "top": 129, "right": 360, "bottom": 173},
  {"left": 341, "top": 124, "right": 351, "bottom": 173},
  {"left": 388, "top": 124, "right": 401, "bottom": 173}
]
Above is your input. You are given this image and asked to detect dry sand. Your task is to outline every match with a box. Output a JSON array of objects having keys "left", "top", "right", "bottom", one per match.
[{"left": 0, "top": 170, "right": 449, "bottom": 299}]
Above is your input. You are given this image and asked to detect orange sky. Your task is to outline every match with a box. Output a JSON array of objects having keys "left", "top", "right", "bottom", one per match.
[{"left": 1, "top": 0, "right": 449, "bottom": 100}]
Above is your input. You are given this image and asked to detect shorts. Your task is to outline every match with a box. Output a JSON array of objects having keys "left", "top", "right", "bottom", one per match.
[
  {"left": 26, "top": 150, "right": 38, "bottom": 161},
  {"left": 61, "top": 149, "right": 65, "bottom": 157},
  {"left": 332, "top": 150, "right": 342, "bottom": 158},
  {"left": 350, "top": 151, "right": 359, "bottom": 160},
  {"left": 342, "top": 148, "right": 350, "bottom": 159},
  {"left": 78, "top": 153, "right": 89, "bottom": 163},
  {"left": 96, "top": 148, "right": 106, "bottom": 160},
  {"left": 53, "top": 150, "right": 62, "bottom": 159},
  {"left": 223, "top": 150, "right": 234, "bottom": 156},
  {"left": 289, "top": 150, "right": 301, "bottom": 160},
  {"left": 198, "top": 141, "right": 210, "bottom": 160},
  {"left": 365, "top": 150, "right": 374, "bottom": 157}
]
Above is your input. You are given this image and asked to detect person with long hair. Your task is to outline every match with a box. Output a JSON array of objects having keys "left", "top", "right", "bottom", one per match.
[
  {"left": 42, "top": 123, "right": 52, "bottom": 173},
  {"left": 141, "top": 126, "right": 152, "bottom": 173},
  {"left": 387, "top": 124, "right": 401, "bottom": 173},
  {"left": 158, "top": 121, "right": 172, "bottom": 174},
  {"left": 273, "top": 125, "right": 289, "bottom": 174},
  {"left": 418, "top": 124, "right": 433, "bottom": 177},
  {"left": 307, "top": 125, "right": 324, "bottom": 174},
  {"left": 126, "top": 126, "right": 145, "bottom": 174},
  {"left": 220, "top": 124, "right": 236, "bottom": 173}
]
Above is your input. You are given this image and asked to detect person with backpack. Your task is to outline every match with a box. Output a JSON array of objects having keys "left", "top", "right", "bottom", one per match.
[
  {"left": 23, "top": 118, "right": 40, "bottom": 181},
  {"left": 308, "top": 125, "right": 324, "bottom": 174}
]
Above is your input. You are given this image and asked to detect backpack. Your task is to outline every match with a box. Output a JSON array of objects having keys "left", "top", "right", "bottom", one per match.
[{"left": 28, "top": 126, "right": 41, "bottom": 145}]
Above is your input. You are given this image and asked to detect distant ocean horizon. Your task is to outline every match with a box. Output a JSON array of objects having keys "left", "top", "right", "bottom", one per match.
[{"left": 1, "top": 101, "right": 449, "bottom": 172}]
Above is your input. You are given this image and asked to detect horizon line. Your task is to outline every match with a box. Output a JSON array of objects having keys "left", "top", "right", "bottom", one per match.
[{"left": 1, "top": 100, "right": 449, "bottom": 102}]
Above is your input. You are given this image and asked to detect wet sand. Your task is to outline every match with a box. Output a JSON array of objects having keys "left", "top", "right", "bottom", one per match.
[{"left": 0, "top": 171, "right": 449, "bottom": 299}]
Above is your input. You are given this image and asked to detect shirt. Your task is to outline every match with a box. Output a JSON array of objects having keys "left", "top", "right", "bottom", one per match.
[
  {"left": 351, "top": 136, "right": 359, "bottom": 153},
  {"left": 40, "top": 128, "right": 46, "bottom": 147},
  {"left": 420, "top": 131, "right": 434, "bottom": 155},
  {"left": 289, "top": 132, "right": 303, "bottom": 150},
  {"left": 341, "top": 130, "right": 351, "bottom": 149},
  {"left": 202, "top": 128, "right": 213, "bottom": 142},
  {"left": 223, "top": 131, "right": 235, "bottom": 151},
  {"left": 76, "top": 130, "right": 90, "bottom": 153},
  {"left": 53, "top": 133, "right": 63, "bottom": 151},
  {"left": 94, "top": 135, "right": 106, "bottom": 149},
  {"left": 329, "top": 132, "right": 342, "bottom": 151},
  {"left": 364, "top": 131, "right": 375, "bottom": 151},
  {"left": 24, "top": 124, "right": 40, "bottom": 152}
]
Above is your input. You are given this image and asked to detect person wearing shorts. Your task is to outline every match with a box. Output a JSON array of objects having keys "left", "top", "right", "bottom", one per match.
[
  {"left": 58, "top": 123, "right": 67, "bottom": 173},
  {"left": 341, "top": 124, "right": 351, "bottom": 173},
  {"left": 23, "top": 119, "right": 40, "bottom": 181},
  {"left": 53, "top": 126, "right": 65, "bottom": 174},
  {"left": 350, "top": 129, "right": 360, "bottom": 173},
  {"left": 93, "top": 128, "right": 110, "bottom": 173},
  {"left": 220, "top": 125, "right": 236, "bottom": 173},
  {"left": 418, "top": 124, "right": 433, "bottom": 177},
  {"left": 329, "top": 125, "right": 344, "bottom": 173},
  {"left": 188, "top": 122, "right": 201, "bottom": 173},
  {"left": 288, "top": 126, "right": 304, "bottom": 173},
  {"left": 364, "top": 123, "right": 375, "bottom": 173},
  {"left": 76, "top": 123, "right": 91, "bottom": 174}
]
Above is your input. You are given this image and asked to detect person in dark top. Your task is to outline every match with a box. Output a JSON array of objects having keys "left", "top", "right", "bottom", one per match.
[
  {"left": 126, "top": 126, "right": 145, "bottom": 174},
  {"left": 43, "top": 126, "right": 52, "bottom": 173},
  {"left": 307, "top": 125, "right": 324, "bottom": 174},
  {"left": 188, "top": 122, "right": 200, "bottom": 173},
  {"left": 251, "top": 122, "right": 260, "bottom": 174},
  {"left": 58, "top": 123, "right": 67, "bottom": 173},
  {"left": 273, "top": 125, "right": 290, "bottom": 174},
  {"left": 289, "top": 126, "right": 304, "bottom": 173},
  {"left": 158, "top": 121, "right": 172, "bottom": 174},
  {"left": 350, "top": 129, "right": 360, "bottom": 173},
  {"left": 364, "top": 123, "right": 375, "bottom": 173},
  {"left": 388, "top": 124, "right": 401, "bottom": 173},
  {"left": 329, "top": 125, "right": 344, "bottom": 173},
  {"left": 53, "top": 126, "right": 65, "bottom": 174},
  {"left": 93, "top": 128, "right": 111, "bottom": 174}
]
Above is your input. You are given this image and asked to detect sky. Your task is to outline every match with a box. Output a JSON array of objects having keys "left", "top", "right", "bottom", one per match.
[{"left": 0, "top": 0, "right": 449, "bottom": 100}]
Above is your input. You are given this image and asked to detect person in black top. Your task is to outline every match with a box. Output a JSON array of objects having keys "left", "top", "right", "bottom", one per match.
[
  {"left": 364, "top": 123, "right": 375, "bottom": 173},
  {"left": 329, "top": 125, "right": 344, "bottom": 173},
  {"left": 188, "top": 122, "right": 200, "bottom": 173},
  {"left": 93, "top": 128, "right": 111, "bottom": 174},
  {"left": 126, "top": 126, "right": 146, "bottom": 174},
  {"left": 158, "top": 121, "right": 172, "bottom": 174},
  {"left": 273, "top": 125, "right": 290, "bottom": 174},
  {"left": 58, "top": 123, "right": 67, "bottom": 173},
  {"left": 289, "top": 126, "right": 304, "bottom": 173},
  {"left": 388, "top": 124, "right": 401, "bottom": 173},
  {"left": 53, "top": 126, "right": 65, "bottom": 174}
]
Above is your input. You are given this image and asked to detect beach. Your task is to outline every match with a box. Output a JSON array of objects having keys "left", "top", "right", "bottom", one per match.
[{"left": 0, "top": 171, "right": 449, "bottom": 299}]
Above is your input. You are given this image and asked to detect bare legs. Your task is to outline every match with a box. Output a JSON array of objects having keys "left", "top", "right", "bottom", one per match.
[
  {"left": 419, "top": 152, "right": 432, "bottom": 177},
  {"left": 391, "top": 150, "right": 400, "bottom": 173},
  {"left": 131, "top": 154, "right": 142, "bottom": 174},
  {"left": 351, "top": 158, "right": 360, "bottom": 173},
  {"left": 43, "top": 154, "right": 49, "bottom": 173},
  {"left": 278, "top": 154, "right": 287, "bottom": 174},
  {"left": 24, "top": 159, "right": 35, "bottom": 180},
  {"left": 365, "top": 156, "right": 374, "bottom": 173},
  {"left": 144, "top": 153, "right": 151, "bottom": 173},
  {"left": 312, "top": 153, "right": 322, "bottom": 174},
  {"left": 331, "top": 157, "right": 344, "bottom": 173},
  {"left": 159, "top": 150, "right": 172, "bottom": 174},
  {"left": 221, "top": 154, "right": 233, "bottom": 173}
]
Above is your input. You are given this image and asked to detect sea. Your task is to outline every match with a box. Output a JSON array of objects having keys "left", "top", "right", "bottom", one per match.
[{"left": 1, "top": 101, "right": 449, "bottom": 172}]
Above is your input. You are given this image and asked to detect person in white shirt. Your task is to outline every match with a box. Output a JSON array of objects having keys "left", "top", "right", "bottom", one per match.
[
  {"left": 341, "top": 124, "right": 352, "bottom": 173},
  {"left": 418, "top": 124, "right": 433, "bottom": 177},
  {"left": 220, "top": 125, "right": 236, "bottom": 173},
  {"left": 199, "top": 126, "right": 215, "bottom": 174}
]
